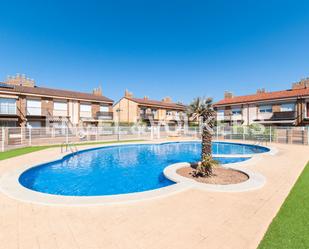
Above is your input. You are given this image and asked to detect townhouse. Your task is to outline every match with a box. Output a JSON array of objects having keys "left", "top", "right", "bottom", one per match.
[
  {"left": 113, "top": 90, "right": 186, "bottom": 125},
  {"left": 214, "top": 78, "right": 309, "bottom": 126},
  {"left": 0, "top": 74, "right": 113, "bottom": 127}
]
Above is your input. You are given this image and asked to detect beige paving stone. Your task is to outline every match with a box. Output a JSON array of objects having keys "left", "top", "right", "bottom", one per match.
[{"left": 0, "top": 141, "right": 308, "bottom": 249}]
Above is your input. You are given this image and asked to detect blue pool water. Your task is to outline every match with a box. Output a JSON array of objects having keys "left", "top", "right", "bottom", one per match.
[{"left": 19, "top": 142, "right": 269, "bottom": 196}]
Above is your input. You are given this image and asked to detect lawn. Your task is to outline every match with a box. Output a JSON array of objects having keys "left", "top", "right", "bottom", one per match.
[
  {"left": 258, "top": 162, "right": 309, "bottom": 249},
  {"left": 0, "top": 140, "right": 143, "bottom": 161}
]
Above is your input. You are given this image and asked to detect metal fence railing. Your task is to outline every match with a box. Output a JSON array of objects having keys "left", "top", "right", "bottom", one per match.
[
  {"left": 1, "top": 125, "right": 308, "bottom": 152},
  {"left": 215, "top": 126, "right": 309, "bottom": 146},
  {"left": 0, "top": 126, "right": 200, "bottom": 152}
]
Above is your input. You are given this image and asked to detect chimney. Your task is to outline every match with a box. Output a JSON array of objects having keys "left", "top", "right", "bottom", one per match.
[
  {"left": 93, "top": 86, "right": 102, "bottom": 96},
  {"left": 256, "top": 88, "right": 266, "bottom": 94},
  {"left": 5, "top": 73, "right": 35, "bottom": 87},
  {"left": 143, "top": 96, "right": 149, "bottom": 100},
  {"left": 224, "top": 91, "right": 233, "bottom": 99},
  {"left": 124, "top": 89, "right": 133, "bottom": 98},
  {"left": 292, "top": 78, "right": 309, "bottom": 90},
  {"left": 162, "top": 96, "right": 172, "bottom": 103}
]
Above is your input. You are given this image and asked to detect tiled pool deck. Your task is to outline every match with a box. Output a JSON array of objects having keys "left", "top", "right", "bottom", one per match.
[{"left": 0, "top": 139, "right": 308, "bottom": 249}]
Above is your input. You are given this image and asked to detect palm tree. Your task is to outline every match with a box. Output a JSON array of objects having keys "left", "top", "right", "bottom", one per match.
[{"left": 187, "top": 97, "right": 216, "bottom": 176}]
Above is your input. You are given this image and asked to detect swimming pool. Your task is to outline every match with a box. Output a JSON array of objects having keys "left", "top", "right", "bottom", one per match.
[{"left": 19, "top": 142, "right": 269, "bottom": 196}]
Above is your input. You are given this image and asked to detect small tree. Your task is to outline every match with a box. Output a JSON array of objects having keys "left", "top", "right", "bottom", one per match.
[{"left": 187, "top": 97, "right": 216, "bottom": 176}]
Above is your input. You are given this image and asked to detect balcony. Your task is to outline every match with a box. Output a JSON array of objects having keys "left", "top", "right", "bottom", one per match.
[
  {"left": 217, "top": 114, "right": 243, "bottom": 123},
  {"left": 269, "top": 111, "right": 296, "bottom": 121},
  {"left": 53, "top": 109, "right": 68, "bottom": 117},
  {"left": 96, "top": 111, "right": 113, "bottom": 120},
  {"left": 254, "top": 111, "right": 296, "bottom": 125},
  {"left": 140, "top": 113, "right": 155, "bottom": 120},
  {"left": 166, "top": 112, "right": 184, "bottom": 119}
]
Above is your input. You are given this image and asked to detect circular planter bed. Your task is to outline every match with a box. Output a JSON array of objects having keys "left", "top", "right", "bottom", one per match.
[{"left": 176, "top": 166, "right": 248, "bottom": 185}]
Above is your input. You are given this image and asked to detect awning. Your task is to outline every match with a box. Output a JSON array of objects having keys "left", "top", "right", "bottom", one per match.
[
  {"left": 81, "top": 119, "right": 99, "bottom": 123},
  {"left": 48, "top": 117, "right": 68, "bottom": 122},
  {"left": 0, "top": 117, "right": 18, "bottom": 121},
  {"left": 254, "top": 120, "right": 295, "bottom": 124},
  {"left": 26, "top": 116, "right": 46, "bottom": 121}
]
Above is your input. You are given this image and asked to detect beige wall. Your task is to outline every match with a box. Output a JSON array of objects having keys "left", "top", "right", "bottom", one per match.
[
  {"left": 113, "top": 98, "right": 138, "bottom": 123},
  {"left": 68, "top": 100, "right": 79, "bottom": 125},
  {"left": 113, "top": 98, "right": 186, "bottom": 124},
  {"left": 158, "top": 109, "right": 166, "bottom": 120},
  {"left": 248, "top": 104, "right": 258, "bottom": 124}
]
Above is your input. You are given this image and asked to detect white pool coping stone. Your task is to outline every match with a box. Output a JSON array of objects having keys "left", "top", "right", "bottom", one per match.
[
  {"left": 0, "top": 140, "right": 276, "bottom": 206},
  {"left": 163, "top": 161, "right": 266, "bottom": 192}
]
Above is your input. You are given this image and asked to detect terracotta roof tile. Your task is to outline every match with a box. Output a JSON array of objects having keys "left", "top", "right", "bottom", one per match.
[
  {"left": 128, "top": 97, "right": 186, "bottom": 110},
  {"left": 214, "top": 88, "right": 309, "bottom": 106},
  {"left": 0, "top": 82, "right": 113, "bottom": 103}
]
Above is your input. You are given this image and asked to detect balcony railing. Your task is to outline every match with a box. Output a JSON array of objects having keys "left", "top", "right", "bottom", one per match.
[
  {"left": 96, "top": 111, "right": 113, "bottom": 120},
  {"left": 217, "top": 114, "right": 243, "bottom": 122},
  {"left": 166, "top": 113, "right": 184, "bottom": 120},
  {"left": 140, "top": 113, "right": 155, "bottom": 120},
  {"left": 269, "top": 111, "right": 296, "bottom": 121}
]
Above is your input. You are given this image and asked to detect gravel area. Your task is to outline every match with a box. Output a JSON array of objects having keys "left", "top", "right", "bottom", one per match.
[{"left": 176, "top": 166, "right": 249, "bottom": 185}]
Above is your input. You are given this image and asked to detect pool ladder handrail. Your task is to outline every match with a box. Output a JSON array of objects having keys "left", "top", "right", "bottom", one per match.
[
  {"left": 254, "top": 136, "right": 268, "bottom": 146},
  {"left": 61, "top": 142, "right": 79, "bottom": 154}
]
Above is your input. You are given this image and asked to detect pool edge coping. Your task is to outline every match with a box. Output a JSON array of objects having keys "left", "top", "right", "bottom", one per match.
[{"left": 0, "top": 140, "right": 275, "bottom": 206}]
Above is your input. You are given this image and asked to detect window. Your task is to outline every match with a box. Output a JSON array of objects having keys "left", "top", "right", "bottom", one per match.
[
  {"left": 27, "top": 121, "right": 42, "bottom": 128},
  {"left": 151, "top": 109, "right": 157, "bottom": 115},
  {"left": 232, "top": 108, "right": 241, "bottom": 115},
  {"left": 281, "top": 103, "right": 295, "bottom": 112},
  {"left": 0, "top": 98, "right": 16, "bottom": 115},
  {"left": 140, "top": 108, "right": 146, "bottom": 114},
  {"left": 80, "top": 103, "right": 92, "bottom": 118},
  {"left": 100, "top": 105, "right": 109, "bottom": 112},
  {"left": 27, "top": 99, "right": 41, "bottom": 115},
  {"left": 217, "top": 110, "right": 224, "bottom": 117},
  {"left": 166, "top": 110, "right": 172, "bottom": 116},
  {"left": 0, "top": 120, "right": 17, "bottom": 127},
  {"left": 259, "top": 105, "right": 272, "bottom": 113},
  {"left": 80, "top": 104, "right": 91, "bottom": 112},
  {"left": 54, "top": 101, "right": 67, "bottom": 111}
]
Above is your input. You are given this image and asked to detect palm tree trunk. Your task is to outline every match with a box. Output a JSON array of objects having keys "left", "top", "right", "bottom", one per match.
[
  {"left": 201, "top": 125, "right": 212, "bottom": 157},
  {"left": 201, "top": 124, "right": 213, "bottom": 176}
]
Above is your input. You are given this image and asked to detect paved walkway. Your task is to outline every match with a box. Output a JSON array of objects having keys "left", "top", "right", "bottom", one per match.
[{"left": 0, "top": 141, "right": 308, "bottom": 249}]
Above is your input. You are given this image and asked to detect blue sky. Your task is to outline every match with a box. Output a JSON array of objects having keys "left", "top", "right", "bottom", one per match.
[{"left": 1, "top": 0, "right": 309, "bottom": 104}]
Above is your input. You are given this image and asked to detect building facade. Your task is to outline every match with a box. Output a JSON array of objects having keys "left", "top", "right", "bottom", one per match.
[
  {"left": 0, "top": 74, "right": 113, "bottom": 127},
  {"left": 214, "top": 78, "right": 309, "bottom": 126},
  {"left": 113, "top": 90, "right": 186, "bottom": 125}
]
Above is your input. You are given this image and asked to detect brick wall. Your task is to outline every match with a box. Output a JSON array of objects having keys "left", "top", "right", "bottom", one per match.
[
  {"left": 92, "top": 103, "right": 100, "bottom": 118},
  {"left": 17, "top": 95, "right": 27, "bottom": 127},
  {"left": 41, "top": 97, "right": 53, "bottom": 116},
  {"left": 224, "top": 106, "right": 231, "bottom": 116},
  {"left": 272, "top": 104, "right": 281, "bottom": 112}
]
